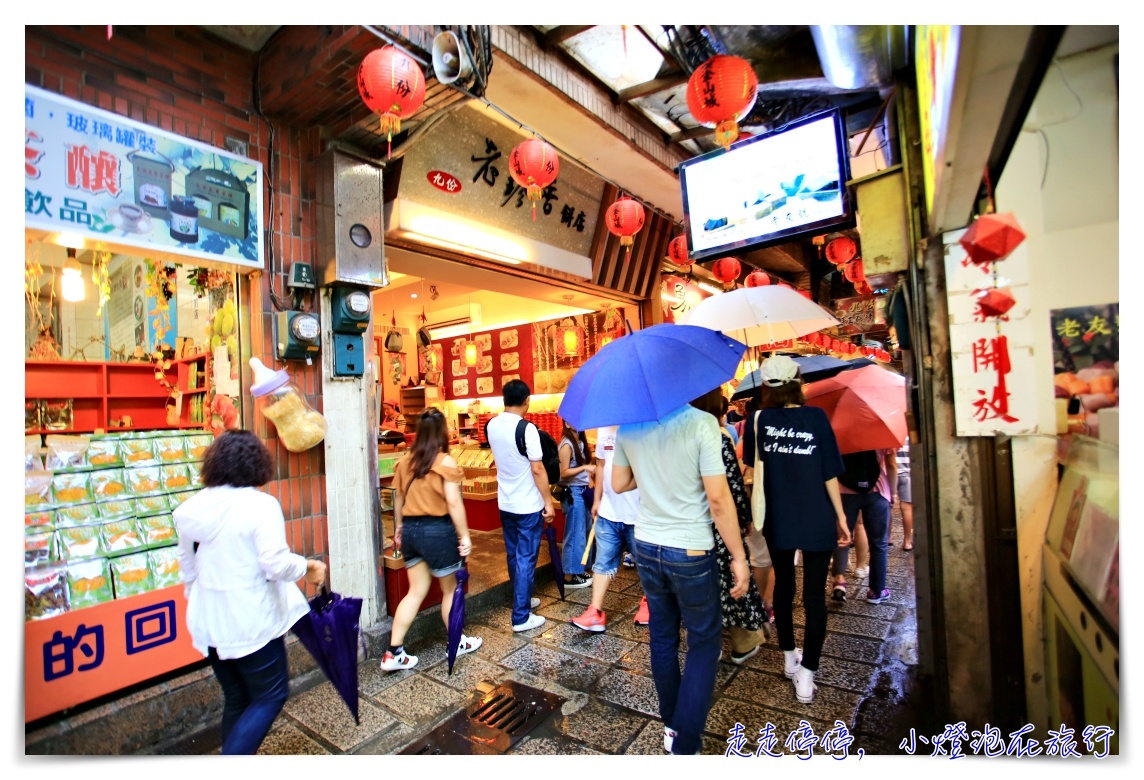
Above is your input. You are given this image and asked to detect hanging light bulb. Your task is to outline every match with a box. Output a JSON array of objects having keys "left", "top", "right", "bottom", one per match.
[
  {"left": 61, "top": 248, "right": 85, "bottom": 302},
  {"left": 555, "top": 294, "right": 584, "bottom": 358},
  {"left": 463, "top": 340, "right": 480, "bottom": 367}
]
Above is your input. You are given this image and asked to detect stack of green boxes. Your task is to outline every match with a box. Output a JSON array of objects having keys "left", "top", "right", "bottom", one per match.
[{"left": 24, "top": 430, "right": 213, "bottom": 621}]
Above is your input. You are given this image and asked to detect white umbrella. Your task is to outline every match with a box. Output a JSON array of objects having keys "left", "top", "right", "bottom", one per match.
[{"left": 682, "top": 285, "right": 840, "bottom": 347}]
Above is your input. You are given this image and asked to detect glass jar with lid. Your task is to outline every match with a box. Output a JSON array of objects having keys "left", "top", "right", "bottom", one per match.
[{"left": 249, "top": 358, "right": 328, "bottom": 452}]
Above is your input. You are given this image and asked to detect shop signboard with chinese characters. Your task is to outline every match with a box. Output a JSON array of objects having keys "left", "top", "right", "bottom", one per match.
[
  {"left": 395, "top": 104, "right": 604, "bottom": 259},
  {"left": 831, "top": 294, "right": 887, "bottom": 335},
  {"left": 944, "top": 228, "right": 1037, "bottom": 435},
  {"left": 25, "top": 585, "right": 202, "bottom": 722},
  {"left": 24, "top": 85, "right": 264, "bottom": 270},
  {"left": 661, "top": 275, "right": 710, "bottom": 323}
]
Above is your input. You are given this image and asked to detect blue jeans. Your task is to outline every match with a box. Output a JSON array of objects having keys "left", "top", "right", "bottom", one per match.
[
  {"left": 560, "top": 484, "right": 589, "bottom": 576},
  {"left": 592, "top": 517, "right": 636, "bottom": 576},
  {"left": 633, "top": 540, "right": 722, "bottom": 755},
  {"left": 833, "top": 492, "right": 891, "bottom": 594},
  {"left": 500, "top": 509, "right": 544, "bottom": 626},
  {"left": 208, "top": 636, "right": 290, "bottom": 755}
]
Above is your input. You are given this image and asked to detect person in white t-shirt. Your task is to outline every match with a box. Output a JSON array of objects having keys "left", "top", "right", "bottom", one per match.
[
  {"left": 484, "top": 380, "right": 554, "bottom": 633},
  {"left": 570, "top": 426, "right": 649, "bottom": 632}
]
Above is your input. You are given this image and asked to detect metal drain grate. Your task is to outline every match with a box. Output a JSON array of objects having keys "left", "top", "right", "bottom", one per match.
[{"left": 399, "top": 680, "right": 565, "bottom": 755}]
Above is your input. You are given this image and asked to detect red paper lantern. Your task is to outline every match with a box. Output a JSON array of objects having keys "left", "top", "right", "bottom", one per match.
[
  {"left": 667, "top": 235, "right": 693, "bottom": 267},
  {"left": 508, "top": 138, "right": 560, "bottom": 221},
  {"left": 958, "top": 212, "right": 1027, "bottom": 269},
  {"left": 711, "top": 256, "right": 742, "bottom": 285},
  {"left": 855, "top": 279, "right": 873, "bottom": 296},
  {"left": 357, "top": 46, "right": 427, "bottom": 158},
  {"left": 798, "top": 289, "right": 813, "bottom": 300},
  {"left": 974, "top": 287, "right": 1017, "bottom": 319},
  {"left": 685, "top": 54, "right": 759, "bottom": 150},
  {"left": 605, "top": 196, "right": 646, "bottom": 259},
  {"left": 824, "top": 236, "right": 857, "bottom": 266},
  {"left": 846, "top": 342, "right": 859, "bottom": 356},
  {"left": 842, "top": 259, "right": 866, "bottom": 285},
  {"left": 744, "top": 270, "right": 770, "bottom": 288}
]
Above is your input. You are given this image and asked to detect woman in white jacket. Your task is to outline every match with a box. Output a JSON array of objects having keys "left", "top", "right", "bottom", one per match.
[{"left": 174, "top": 430, "right": 327, "bottom": 755}]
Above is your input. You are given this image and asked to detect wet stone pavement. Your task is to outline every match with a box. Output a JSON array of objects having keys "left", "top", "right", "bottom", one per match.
[{"left": 180, "top": 517, "right": 929, "bottom": 757}]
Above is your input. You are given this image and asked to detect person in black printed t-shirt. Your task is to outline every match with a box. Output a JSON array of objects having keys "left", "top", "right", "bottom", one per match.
[{"left": 742, "top": 355, "right": 850, "bottom": 705}]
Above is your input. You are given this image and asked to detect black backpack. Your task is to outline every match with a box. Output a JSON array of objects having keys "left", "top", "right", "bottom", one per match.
[
  {"left": 839, "top": 450, "right": 882, "bottom": 494},
  {"left": 515, "top": 419, "right": 562, "bottom": 485}
]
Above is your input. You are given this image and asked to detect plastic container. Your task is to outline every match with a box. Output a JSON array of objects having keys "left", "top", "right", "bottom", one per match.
[{"left": 249, "top": 358, "right": 327, "bottom": 453}]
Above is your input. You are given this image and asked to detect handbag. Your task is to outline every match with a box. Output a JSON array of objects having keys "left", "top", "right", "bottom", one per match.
[{"left": 750, "top": 410, "right": 766, "bottom": 531}]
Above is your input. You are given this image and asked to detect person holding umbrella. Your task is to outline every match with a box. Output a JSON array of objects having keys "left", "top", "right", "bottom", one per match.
[
  {"left": 174, "top": 430, "right": 328, "bottom": 755},
  {"left": 381, "top": 408, "right": 482, "bottom": 672},
  {"left": 742, "top": 355, "right": 851, "bottom": 705}
]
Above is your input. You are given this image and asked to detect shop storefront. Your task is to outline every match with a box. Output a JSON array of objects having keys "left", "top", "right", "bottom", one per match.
[{"left": 22, "top": 84, "right": 266, "bottom": 723}]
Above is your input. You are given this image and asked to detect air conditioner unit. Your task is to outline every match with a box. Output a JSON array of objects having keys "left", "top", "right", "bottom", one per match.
[{"left": 426, "top": 303, "right": 483, "bottom": 340}]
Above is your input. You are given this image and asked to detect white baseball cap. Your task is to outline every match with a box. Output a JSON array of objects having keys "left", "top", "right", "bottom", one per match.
[{"left": 760, "top": 355, "right": 800, "bottom": 386}]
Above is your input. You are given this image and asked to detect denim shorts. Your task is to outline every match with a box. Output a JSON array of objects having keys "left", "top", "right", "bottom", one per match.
[
  {"left": 401, "top": 516, "right": 462, "bottom": 577},
  {"left": 592, "top": 516, "right": 635, "bottom": 575},
  {"left": 897, "top": 472, "right": 912, "bottom": 503}
]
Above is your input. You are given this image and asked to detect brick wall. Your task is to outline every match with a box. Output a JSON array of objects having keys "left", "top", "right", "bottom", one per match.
[{"left": 25, "top": 25, "right": 329, "bottom": 588}]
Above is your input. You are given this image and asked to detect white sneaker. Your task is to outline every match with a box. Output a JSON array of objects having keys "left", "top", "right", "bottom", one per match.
[
  {"left": 783, "top": 648, "right": 803, "bottom": 679},
  {"left": 456, "top": 634, "right": 482, "bottom": 657},
  {"left": 856, "top": 565, "right": 870, "bottom": 580},
  {"left": 512, "top": 613, "right": 546, "bottom": 632},
  {"left": 530, "top": 597, "right": 541, "bottom": 610},
  {"left": 793, "top": 665, "right": 817, "bottom": 703},
  {"left": 379, "top": 649, "right": 418, "bottom": 672},
  {"left": 663, "top": 726, "right": 677, "bottom": 753}
]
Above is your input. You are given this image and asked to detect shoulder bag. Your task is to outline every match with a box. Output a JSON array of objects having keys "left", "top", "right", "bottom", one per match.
[{"left": 751, "top": 410, "right": 766, "bottom": 531}]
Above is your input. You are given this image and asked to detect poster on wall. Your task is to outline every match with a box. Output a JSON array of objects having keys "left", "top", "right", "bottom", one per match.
[
  {"left": 1050, "top": 303, "right": 1119, "bottom": 438},
  {"left": 661, "top": 276, "right": 707, "bottom": 323},
  {"left": 943, "top": 228, "right": 1037, "bottom": 435},
  {"left": 437, "top": 325, "right": 535, "bottom": 401},
  {"left": 25, "top": 85, "right": 264, "bottom": 270}
]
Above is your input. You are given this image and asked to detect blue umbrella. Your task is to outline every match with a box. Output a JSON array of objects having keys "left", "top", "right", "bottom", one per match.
[
  {"left": 544, "top": 524, "right": 565, "bottom": 600},
  {"left": 558, "top": 324, "right": 747, "bottom": 430},
  {"left": 446, "top": 566, "right": 469, "bottom": 675},
  {"left": 291, "top": 587, "right": 364, "bottom": 724}
]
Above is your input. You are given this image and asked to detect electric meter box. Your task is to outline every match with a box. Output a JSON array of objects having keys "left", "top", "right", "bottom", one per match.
[
  {"left": 276, "top": 311, "right": 321, "bottom": 361},
  {"left": 330, "top": 286, "right": 372, "bottom": 334},
  {"left": 332, "top": 333, "right": 365, "bottom": 377}
]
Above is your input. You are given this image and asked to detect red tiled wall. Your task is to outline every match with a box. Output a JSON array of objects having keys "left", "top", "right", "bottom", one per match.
[{"left": 26, "top": 26, "right": 329, "bottom": 591}]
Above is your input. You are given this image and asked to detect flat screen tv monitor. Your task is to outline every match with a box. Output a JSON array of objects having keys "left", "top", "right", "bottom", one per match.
[{"left": 679, "top": 109, "right": 854, "bottom": 263}]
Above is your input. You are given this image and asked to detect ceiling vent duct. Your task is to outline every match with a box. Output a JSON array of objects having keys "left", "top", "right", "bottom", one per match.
[{"left": 810, "top": 25, "right": 894, "bottom": 91}]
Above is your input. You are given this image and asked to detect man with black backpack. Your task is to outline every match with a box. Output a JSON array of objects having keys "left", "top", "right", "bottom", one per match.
[
  {"left": 486, "top": 380, "right": 555, "bottom": 633},
  {"left": 830, "top": 448, "right": 897, "bottom": 604}
]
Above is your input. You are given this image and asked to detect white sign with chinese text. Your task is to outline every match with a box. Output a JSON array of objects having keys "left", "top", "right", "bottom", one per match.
[{"left": 944, "top": 228, "right": 1038, "bottom": 435}]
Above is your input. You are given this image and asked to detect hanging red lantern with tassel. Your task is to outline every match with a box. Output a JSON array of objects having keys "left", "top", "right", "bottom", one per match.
[
  {"left": 357, "top": 46, "right": 426, "bottom": 159},
  {"left": 855, "top": 279, "right": 873, "bottom": 296},
  {"left": 958, "top": 212, "right": 1026, "bottom": 270},
  {"left": 711, "top": 256, "right": 742, "bottom": 286},
  {"left": 685, "top": 54, "right": 758, "bottom": 150},
  {"left": 507, "top": 138, "right": 560, "bottom": 221},
  {"left": 825, "top": 236, "right": 857, "bottom": 266},
  {"left": 842, "top": 258, "right": 866, "bottom": 285},
  {"left": 605, "top": 196, "right": 646, "bottom": 259},
  {"left": 798, "top": 289, "right": 813, "bottom": 300},
  {"left": 744, "top": 269, "right": 770, "bottom": 288},
  {"left": 667, "top": 235, "right": 693, "bottom": 268}
]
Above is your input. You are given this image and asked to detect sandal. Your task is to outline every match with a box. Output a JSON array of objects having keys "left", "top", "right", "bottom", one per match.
[{"left": 903, "top": 540, "right": 914, "bottom": 551}]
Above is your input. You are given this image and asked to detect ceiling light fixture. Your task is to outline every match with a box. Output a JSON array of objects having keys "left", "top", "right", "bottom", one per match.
[{"left": 61, "top": 248, "right": 85, "bottom": 302}]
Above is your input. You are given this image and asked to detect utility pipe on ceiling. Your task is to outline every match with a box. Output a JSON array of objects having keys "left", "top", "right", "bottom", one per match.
[{"left": 810, "top": 25, "right": 894, "bottom": 91}]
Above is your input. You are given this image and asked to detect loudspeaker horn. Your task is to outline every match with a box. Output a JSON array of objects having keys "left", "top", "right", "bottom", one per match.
[{"left": 431, "top": 31, "right": 473, "bottom": 85}]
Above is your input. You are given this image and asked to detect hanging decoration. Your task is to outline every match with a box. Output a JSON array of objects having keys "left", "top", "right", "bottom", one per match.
[
  {"left": 842, "top": 258, "right": 866, "bottom": 285},
  {"left": 958, "top": 212, "right": 1027, "bottom": 271},
  {"left": 555, "top": 295, "right": 584, "bottom": 358},
  {"left": 973, "top": 287, "right": 1017, "bottom": 321},
  {"left": 667, "top": 235, "right": 693, "bottom": 268},
  {"left": 799, "top": 289, "right": 814, "bottom": 300},
  {"left": 605, "top": 196, "right": 646, "bottom": 259},
  {"left": 462, "top": 339, "right": 480, "bottom": 368},
  {"left": 710, "top": 256, "right": 742, "bottom": 286},
  {"left": 825, "top": 236, "right": 857, "bottom": 266},
  {"left": 744, "top": 269, "right": 771, "bottom": 288},
  {"left": 507, "top": 138, "right": 560, "bottom": 221},
  {"left": 685, "top": 54, "right": 759, "bottom": 150},
  {"left": 357, "top": 46, "right": 427, "bottom": 159}
]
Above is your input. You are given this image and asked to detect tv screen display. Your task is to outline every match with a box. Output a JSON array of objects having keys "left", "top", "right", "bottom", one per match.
[{"left": 679, "top": 110, "right": 854, "bottom": 262}]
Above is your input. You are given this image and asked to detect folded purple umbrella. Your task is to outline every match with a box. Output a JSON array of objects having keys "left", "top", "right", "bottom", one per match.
[
  {"left": 544, "top": 524, "right": 565, "bottom": 600},
  {"left": 446, "top": 566, "right": 470, "bottom": 675},
  {"left": 291, "top": 586, "right": 363, "bottom": 724}
]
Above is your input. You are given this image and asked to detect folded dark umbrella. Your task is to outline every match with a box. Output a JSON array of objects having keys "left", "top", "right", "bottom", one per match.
[
  {"left": 291, "top": 586, "right": 363, "bottom": 724},
  {"left": 544, "top": 524, "right": 565, "bottom": 600},
  {"left": 445, "top": 566, "right": 470, "bottom": 675}
]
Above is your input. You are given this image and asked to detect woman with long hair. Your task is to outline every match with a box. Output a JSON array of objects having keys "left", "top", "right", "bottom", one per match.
[
  {"left": 742, "top": 355, "right": 851, "bottom": 704},
  {"left": 557, "top": 420, "right": 594, "bottom": 589},
  {"left": 690, "top": 387, "right": 769, "bottom": 664},
  {"left": 174, "top": 429, "right": 328, "bottom": 755},
  {"left": 381, "top": 408, "right": 481, "bottom": 671}
]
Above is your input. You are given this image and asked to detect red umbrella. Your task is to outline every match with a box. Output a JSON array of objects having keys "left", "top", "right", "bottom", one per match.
[{"left": 803, "top": 365, "right": 907, "bottom": 455}]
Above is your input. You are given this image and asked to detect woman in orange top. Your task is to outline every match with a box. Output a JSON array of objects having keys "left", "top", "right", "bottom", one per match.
[{"left": 381, "top": 408, "right": 481, "bottom": 672}]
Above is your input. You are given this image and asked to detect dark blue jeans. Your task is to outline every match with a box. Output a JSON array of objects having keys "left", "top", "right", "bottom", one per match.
[
  {"left": 633, "top": 540, "right": 722, "bottom": 755},
  {"left": 833, "top": 492, "right": 892, "bottom": 594},
  {"left": 208, "top": 636, "right": 290, "bottom": 755},
  {"left": 500, "top": 509, "right": 544, "bottom": 626},
  {"left": 560, "top": 484, "right": 589, "bottom": 576}
]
